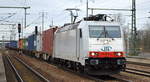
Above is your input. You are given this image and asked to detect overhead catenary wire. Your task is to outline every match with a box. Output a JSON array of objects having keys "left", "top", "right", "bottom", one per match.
[
  {"left": 26, "top": 15, "right": 41, "bottom": 28},
  {"left": 0, "top": 13, "right": 17, "bottom": 22}
]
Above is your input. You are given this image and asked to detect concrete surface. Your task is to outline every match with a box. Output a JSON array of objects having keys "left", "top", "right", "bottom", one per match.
[{"left": 0, "top": 53, "right": 6, "bottom": 82}]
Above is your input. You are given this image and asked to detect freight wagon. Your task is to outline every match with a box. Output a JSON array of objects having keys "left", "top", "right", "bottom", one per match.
[
  {"left": 36, "top": 34, "right": 42, "bottom": 52},
  {"left": 18, "top": 39, "right": 24, "bottom": 49},
  {"left": 40, "top": 27, "right": 57, "bottom": 60},
  {"left": 27, "top": 34, "right": 36, "bottom": 51},
  {"left": 34, "top": 34, "right": 42, "bottom": 58},
  {"left": 22, "top": 39, "right": 28, "bottom": 49},
  {"left": 5, "top": 41, "right": 18, "bottom": 48},
  {"left": 18, "top": 39, "right": 28, "bottom": 49}
]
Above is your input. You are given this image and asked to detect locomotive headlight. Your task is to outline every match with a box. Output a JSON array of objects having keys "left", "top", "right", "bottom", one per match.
[
  {"left": 116, "top": 53, "right": 122, "bottom": 56},
  {"left": 91, "top": 52, "right": 95, "bottom": 56},
  {"left": 104, "top": 40, "right": 108, "bottom": 44}
]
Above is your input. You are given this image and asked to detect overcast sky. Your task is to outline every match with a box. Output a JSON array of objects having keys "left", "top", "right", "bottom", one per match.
[{"left": 0, "top": 0, "right": 149, "bottom": 40}]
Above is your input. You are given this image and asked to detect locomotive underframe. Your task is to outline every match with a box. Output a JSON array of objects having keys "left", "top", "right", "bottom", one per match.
[{"left": 85, "top": 58, "right": 126, "bottom": 75}]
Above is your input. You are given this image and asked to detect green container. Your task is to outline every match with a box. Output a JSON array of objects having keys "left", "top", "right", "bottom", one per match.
[{"left": 22, "top": 39, "right": 28, "bottom": 49}]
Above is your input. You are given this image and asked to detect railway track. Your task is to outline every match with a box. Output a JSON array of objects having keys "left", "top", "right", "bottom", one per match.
[
  {"left": 127, "top": 57, "right": 150, "bottom": 60},
  {"left": 3, "top": 55, "right": 22, "bottom": 82},
  {"left": 125, "top": 68, "right": 150, "bottom": 77},
  {"left": 5, "top": 50, "right": 148, "bottom": 82},
  {"left": 55, "top": 64, "right": 130, "bottom": 82},
  {"left": 126, "top": 59, "right": 150, "bottom": 78},
  {"left": 83, "top": 73, "right": 131, "bottom": 82},
  {"left": 127, "top": 61, "right": 150, "bottom": 67},
  {"left": 13, "top": 52, "right": 149, "bottom": 82},
  {"left": 4, "top": 55, "right": 49, "bottom": 82},
  {"left": 58, "top": 63, "right": 150, "bottom": 82},
  {"left": 108, "top": 75, "right": 131, "bottom": 82},
  {"left": 51, "top": 63, "right": 104, "bottom": 82}
]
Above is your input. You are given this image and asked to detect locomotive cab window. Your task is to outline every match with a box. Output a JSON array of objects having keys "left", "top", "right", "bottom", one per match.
[
  {"left": 89, "top": 25, "right": 105, "bottom": 38},
  {"left": 105, "top": 26, "right": 121, "bottom": 38},
  {"left": 89, "top": 25, "right": 121, "bottom": 38}
]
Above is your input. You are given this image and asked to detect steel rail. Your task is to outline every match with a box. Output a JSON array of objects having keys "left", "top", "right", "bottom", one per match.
[
  {"left": 110, "top": 74, "right": 131, "bottom": 82},
  {"left": 14, "top": 56, "right": 49, "bottom": 82},
  {"left": 6, "top": 55, "right": 24, "bottom": 82},
  {"left": 125, "top": 68, "right": 150, "bottom": 77},
  {"left": 57, "top": 66, "right": 105, "bottom": 82},
  {"left": 126, "top": 68, "right": 150, "bottom": 74},
  {"left": 127, "top": 61, "right": 150, "bottom": 67}
]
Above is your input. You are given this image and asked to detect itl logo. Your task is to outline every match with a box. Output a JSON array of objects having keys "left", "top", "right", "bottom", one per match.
[{"left": 101, "top": 46, "right": 112, "bottom": 51}]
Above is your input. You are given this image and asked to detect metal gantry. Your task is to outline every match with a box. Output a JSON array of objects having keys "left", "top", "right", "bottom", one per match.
[
  {"left": 0, "top": 6, "right": 30, "bottom": 38},
  {"left": 131, "top": 0, "right": 137, "bottom": 55}
]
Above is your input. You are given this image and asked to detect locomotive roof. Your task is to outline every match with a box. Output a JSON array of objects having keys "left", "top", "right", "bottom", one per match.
[{"left": 57, "top": 23, "right": 80, "bottom": 33}]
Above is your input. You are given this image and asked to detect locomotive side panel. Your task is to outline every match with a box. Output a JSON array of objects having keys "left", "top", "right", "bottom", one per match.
[{"left": 54, "top": 27, "right": 78, "bottom": 61}]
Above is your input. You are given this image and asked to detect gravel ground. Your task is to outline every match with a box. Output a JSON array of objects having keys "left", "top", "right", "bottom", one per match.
[
  {"left": 127, "top": 64, "right": 150, "bottom": 72},
  {"left": 126, "top": 64, "right": 150, "bottom": 82},
  {"left": 4, "top": 49, "right": 150, "bottom": 82},
  {"left": 119, "top": 72, "right": 150, "bottom": 82}
]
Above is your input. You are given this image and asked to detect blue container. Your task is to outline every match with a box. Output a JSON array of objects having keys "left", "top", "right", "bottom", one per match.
[
  {"left": 5, "top": 43, "right": 9, "bottom": 47},
  {"left": 6, "top": 41, "right": 18, "bottom": 48},
  {"left": 27, "top": 34, "right": 36, "bottom": 51}
]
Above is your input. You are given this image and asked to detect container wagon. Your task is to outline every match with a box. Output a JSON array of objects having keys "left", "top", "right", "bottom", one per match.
[
  {"left": 22, "top": 39, "right": 28, "bottom": 49},
  {"left": 6, "top": 41, "right": 18, "bottom": 48},
  {"left": 18, "top": 39, "right": 24, "bottom": 49},
  {"left": 27, "top": 34, "right": 36, "bottom": 51},
  {"left": 34, "top": 33, "right": 43, "bottom": 58}
]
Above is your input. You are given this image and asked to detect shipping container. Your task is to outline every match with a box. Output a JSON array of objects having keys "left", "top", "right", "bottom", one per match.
[
  {"left": 18, "top": 39, "right": 23, "bottom": 49},
  {"left": 22, "top": 39, "right": 28, "bottom": 49},
  {"left": 36, "top": 34, "right": 42, "bottom": 51},
  {"left": 5, "top": 43, "right": 9, "bottom": 47},
  {"left": 42, "top": 27, "right": 57, "bottom": 56},
  {"left": 10, "top": 41, "right": 18, "bottom": 48},
  {"left": 27, "top": 34, "right": 36, "bottom": 51}
]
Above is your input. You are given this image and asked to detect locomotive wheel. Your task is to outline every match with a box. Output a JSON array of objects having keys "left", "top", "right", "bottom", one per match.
[
  {"left": 76, "top": 63, "right": 81, "bottom": 73},
  {"left": 75, "top": 63, "right": 84, "bottom": 73}
]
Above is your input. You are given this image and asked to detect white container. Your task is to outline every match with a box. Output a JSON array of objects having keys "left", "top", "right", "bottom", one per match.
[{"left": 36, "top": 34, "right": 42, "bottom": 51}]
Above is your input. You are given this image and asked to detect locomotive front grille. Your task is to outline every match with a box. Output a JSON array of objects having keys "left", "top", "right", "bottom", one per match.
[{"left": 86, "top": 58, "right": 126, "bottom": 66}]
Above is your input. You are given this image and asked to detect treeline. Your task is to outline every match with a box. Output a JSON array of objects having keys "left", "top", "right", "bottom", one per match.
[{"left": 137, "top": 23, "right": 150, "bottom": 52}]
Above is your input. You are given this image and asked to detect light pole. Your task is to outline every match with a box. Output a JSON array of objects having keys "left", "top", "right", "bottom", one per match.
[
  {"left": 86, "top": 0, "right": 89, "bottom": 17},
  {"left": 2, "top": 36, "right": 4, "bottom": 48}
]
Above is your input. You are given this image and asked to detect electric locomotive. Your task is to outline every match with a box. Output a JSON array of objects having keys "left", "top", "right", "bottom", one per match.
[{"left": 53, "top": 14, "right": 126, "bottom": 75}]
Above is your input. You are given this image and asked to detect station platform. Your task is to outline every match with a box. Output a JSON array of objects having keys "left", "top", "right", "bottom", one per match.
[{"left": 0, "top": 51, "right": 6, "bottom": 82}]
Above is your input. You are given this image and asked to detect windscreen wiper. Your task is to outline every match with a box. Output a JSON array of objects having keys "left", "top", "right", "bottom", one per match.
[
  {"left": 105, "top": 31, "right": 110, "bottom": 38},
  {"left": 98, "top": 31, "right": 105, "bottom": 38}
]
